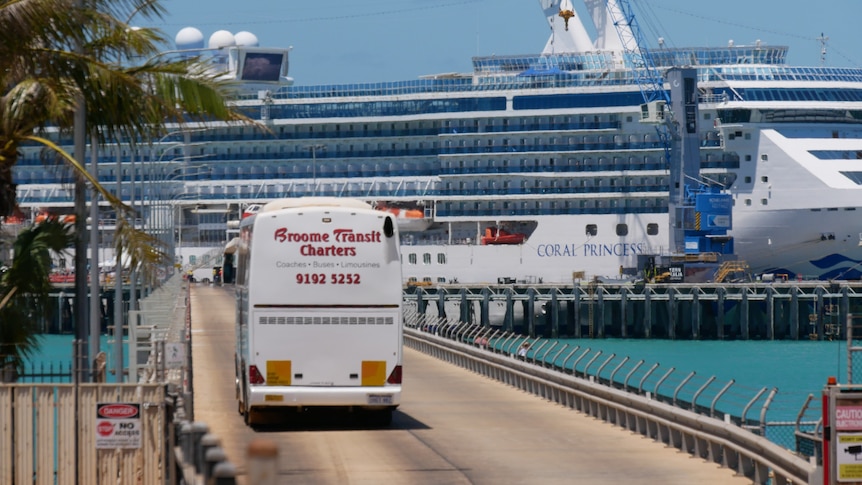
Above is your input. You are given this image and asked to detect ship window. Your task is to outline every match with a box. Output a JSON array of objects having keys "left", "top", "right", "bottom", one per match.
[
  {"left": 616, "top": 224, "right": 628, "bottom": 236},
  {"left": 437, "top": 253, "right": 446, "bottom": 264},
  {"left": 745, "top": 133, "right": 751, "bottom": 140},
  {"left": 745, "top": 155, "right": 752, "bottom": 161},
  {"left": 626, "top": 116, "right": 633, "bottom": 122},
  {"left": 761, "top": 154, "right": 768, "bottom": 161},
  {"left": 744, "top": 176, "right": 751, "bottom": 183},
  {"left": 408, "top": 253, "right": 417, "bottom": 265},
  {"left": 745, "top": 199, "right": 752, "bottom": 206},
  {"left": 761, "top": 199, "right": 768, "bottom": 205},
  {"left": 761, "top": 176, "right": 768, "bottom": 183},
  {"left": 586, "top": 224, "right": 597, "bottom": 236},
  {"left": 423, "top": 253, "right": 431, "bottom": 265},
  {"left": 647, "top": 223, "right": 659, "bottom": 236}
]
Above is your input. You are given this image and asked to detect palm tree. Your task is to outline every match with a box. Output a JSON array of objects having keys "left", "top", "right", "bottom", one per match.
[
  {"left": 0, "top": 0, "right": 255, "bottom": 373},
  {"left": 0, "top": 0, "right": 247, "bottom": 265},
  {"left": 0, "top": 220, "right": 74, "bottom": 378}
]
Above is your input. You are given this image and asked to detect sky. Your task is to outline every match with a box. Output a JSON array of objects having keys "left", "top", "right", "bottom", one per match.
[{"left": 142, "top": 0, "right": 862, "bottom": 86}]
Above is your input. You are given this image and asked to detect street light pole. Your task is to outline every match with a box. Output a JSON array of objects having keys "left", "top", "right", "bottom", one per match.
[{"left": 89, "top": 133, "right": 100, "bottom": 372}]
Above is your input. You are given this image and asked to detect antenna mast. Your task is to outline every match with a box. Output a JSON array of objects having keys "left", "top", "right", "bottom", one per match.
[{"left": 818, "top": 32, "right": 828, "bottom": 66}]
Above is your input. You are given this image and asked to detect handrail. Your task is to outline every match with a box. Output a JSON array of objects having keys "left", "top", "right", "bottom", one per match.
[
  {"left": 404, "top": 327, "right": 813, "bottom": 484},
  {"left": 711, "top": 379, "right": 735, "bottom": 418}
]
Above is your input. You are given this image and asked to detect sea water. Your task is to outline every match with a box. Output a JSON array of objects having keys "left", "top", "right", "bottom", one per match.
[
  {"left": 23, "top": 334, "right": 128, "bottom": 383},
  {"left": 499, "top": 336, "right": 847, "bottom": 424},
  {"left": 28, "top": 334, "right": 843, "bottom": 414},
  {"left": 27, "top": 333, "right": 842, "bottom": 448}
]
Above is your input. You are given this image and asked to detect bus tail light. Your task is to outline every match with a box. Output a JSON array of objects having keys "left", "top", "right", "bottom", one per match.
[
  {"left": 248, "top": 365, "right": 265, "bottom": 385},
  {"left": 387, "top": 365, "right": 402, "bottom": 384}
]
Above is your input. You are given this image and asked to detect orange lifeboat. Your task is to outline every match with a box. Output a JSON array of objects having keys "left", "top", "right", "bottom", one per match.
[
  {"left": 35, "top": 212, "right": 76, "bottom": 224},
  {"left": 3, "top": 206, "right": 26, "bottom": 224},
  {"left": 35, "top": 211, "right": 53, "bottom": 224},
  {"left": 481, "top": 227, "right": 526, "bottom": 245},
  {"left": 376, "top": 204, "right": 431, "bottom": 232}
]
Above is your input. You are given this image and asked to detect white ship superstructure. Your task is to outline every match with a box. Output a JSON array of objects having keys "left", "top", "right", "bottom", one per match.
[{"left": 10, "top": 1, "right": 862, "bottom": 283}]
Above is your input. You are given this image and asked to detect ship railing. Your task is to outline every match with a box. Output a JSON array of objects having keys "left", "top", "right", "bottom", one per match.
[{"left": 699, "top": 93, "right": 729, "bottom": 104}]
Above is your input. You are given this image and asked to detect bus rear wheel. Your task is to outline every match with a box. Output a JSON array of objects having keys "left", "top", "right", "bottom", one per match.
[{"left": 243, "top": 406, "right": 259, "bottom": 426}]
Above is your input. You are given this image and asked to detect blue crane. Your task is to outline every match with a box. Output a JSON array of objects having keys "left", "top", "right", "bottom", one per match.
[{"left": 600, "top": 0, "right": 736, "bottom": 274}]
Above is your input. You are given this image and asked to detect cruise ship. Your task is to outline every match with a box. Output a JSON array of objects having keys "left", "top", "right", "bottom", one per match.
[{"left": 10, "top": 0, "right": 862, "bottom": 284}]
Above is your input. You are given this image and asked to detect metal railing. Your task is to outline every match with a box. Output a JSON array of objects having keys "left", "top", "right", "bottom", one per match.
[
  {"left": 132, "top": 274, "right": 239, "bottom": 484},
  {"left": 403, "top": 308, "right": 817, "bottom": 484}
]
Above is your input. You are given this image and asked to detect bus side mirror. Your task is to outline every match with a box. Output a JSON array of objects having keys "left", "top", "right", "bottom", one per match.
[{"left": 383, "top": 216, "right": 395, "bottom": 238}]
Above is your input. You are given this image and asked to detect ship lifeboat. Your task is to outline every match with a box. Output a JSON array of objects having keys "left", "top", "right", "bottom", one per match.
[
  {"left": 376, "top": 205, "right": 432, "bottom": 232},
  {"left": 35, "top": 211, "right": 74, "bottom": 224},
  {"left": 481, "top": 227, "right": 526, "bottom": 245},
  {"left": 3, "top": 207, "right": 26, "bottom": 225},
  {"left": 34, "top": 211, "right": 53, "bottom": 224}
]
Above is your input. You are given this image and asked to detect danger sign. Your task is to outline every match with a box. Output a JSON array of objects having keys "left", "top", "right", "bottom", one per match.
[{"left": 95, "top": 403, "right": 141, "bottom": 449}]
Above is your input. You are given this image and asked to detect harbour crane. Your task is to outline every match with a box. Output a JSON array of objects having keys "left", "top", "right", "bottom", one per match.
[{"left": 598, "top": 0, "right": 736, "bottom": 279}]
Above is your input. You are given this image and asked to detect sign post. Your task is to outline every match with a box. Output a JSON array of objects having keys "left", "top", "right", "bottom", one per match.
[{"left": 825, "top": 377, "right": 862, "bottom": 483}]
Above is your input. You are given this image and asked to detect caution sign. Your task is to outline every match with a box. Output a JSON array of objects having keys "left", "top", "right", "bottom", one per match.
[
  {"left": 95, "top": 403, "right": 141, "bottom": 449},
  {"left": 838, "top": 406, "right": 862, "bottom": 430}
]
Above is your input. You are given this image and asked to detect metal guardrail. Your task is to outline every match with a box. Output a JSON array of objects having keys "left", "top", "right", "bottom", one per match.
[{"left": 403, "top": 310, "right": 817, "bottom": 484}]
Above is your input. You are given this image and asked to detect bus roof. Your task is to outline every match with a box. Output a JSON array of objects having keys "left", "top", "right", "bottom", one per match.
[{"left": 260, "top": 197, "right": 372, "bottom": 213}]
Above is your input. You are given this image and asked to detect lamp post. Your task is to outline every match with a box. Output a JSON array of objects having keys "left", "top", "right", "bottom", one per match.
[
  {"left": 150, "top": 160, "right": 211, "bottom": 281},
  {"left": 306, "top": 144, "right": 325, "bottom": 196}
]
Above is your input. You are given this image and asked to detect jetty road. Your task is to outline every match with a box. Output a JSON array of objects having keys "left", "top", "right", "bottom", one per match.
[{"left": 190, "top": 284, "right": 750, "bottom": 484}]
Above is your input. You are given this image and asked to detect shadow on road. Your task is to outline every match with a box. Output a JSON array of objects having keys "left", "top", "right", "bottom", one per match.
[{"left": 248, "top": 408, "right": 430, "bottom": 432}]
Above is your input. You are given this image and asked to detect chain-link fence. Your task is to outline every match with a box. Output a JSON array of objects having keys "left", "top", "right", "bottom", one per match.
[{"left": 848, "top": 314, "right": 862, "bottom": 385}]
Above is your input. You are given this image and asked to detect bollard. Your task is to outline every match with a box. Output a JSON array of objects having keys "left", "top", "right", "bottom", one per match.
[
  {"left": 210, "top": 461, "right": 237, "bottom": 485},
  {"left": 179, "top": 422, "right": 193, "bottom": 461},
  {"left": 204, "top": 446, "right": 227, "bottom": 481},
  {"left": 197, "top": 433, "right": 221, "bottom": 475},
  {"left": 247, "top": 439, "right": 279, "bottom": 485},
  {"left": 189, "top": 422, "right": 209, "bottom": 474}
]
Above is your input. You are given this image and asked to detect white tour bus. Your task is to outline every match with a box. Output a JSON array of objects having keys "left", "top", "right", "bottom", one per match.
[{"left": 233, "top": 197, "right": 403, "bottom": 426}]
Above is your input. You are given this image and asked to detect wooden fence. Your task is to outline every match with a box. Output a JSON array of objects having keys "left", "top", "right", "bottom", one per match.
[{"left": 0, "top": 383, "right": 168, "bottom": 485}]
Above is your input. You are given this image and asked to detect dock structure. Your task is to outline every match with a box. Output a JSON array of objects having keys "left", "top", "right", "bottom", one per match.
[{"left": 405, "top": 281, "right": 862, "bottom": 340}]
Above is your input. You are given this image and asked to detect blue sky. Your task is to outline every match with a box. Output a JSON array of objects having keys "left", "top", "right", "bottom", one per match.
[{"left": 145, "top": 0, "right": 862, "bottom": 85}]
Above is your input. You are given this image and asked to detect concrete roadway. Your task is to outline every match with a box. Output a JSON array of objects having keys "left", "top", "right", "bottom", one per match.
[{"left": 190, "top": 284, "right": 750, "bottom": 484}]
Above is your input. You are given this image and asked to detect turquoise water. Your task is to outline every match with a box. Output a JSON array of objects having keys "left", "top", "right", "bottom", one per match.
[
  {"left": 28, "top": 333, "right": 843, "bottom": 416},
  {"left": 22, "top": 334, "right": 128, "bottom": 383},
  {"left": 494, "top": 336, "right": 845, "bottom": 425},
  {"left": 27, "top": 333, "right": 841, "bottom": 445}
]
